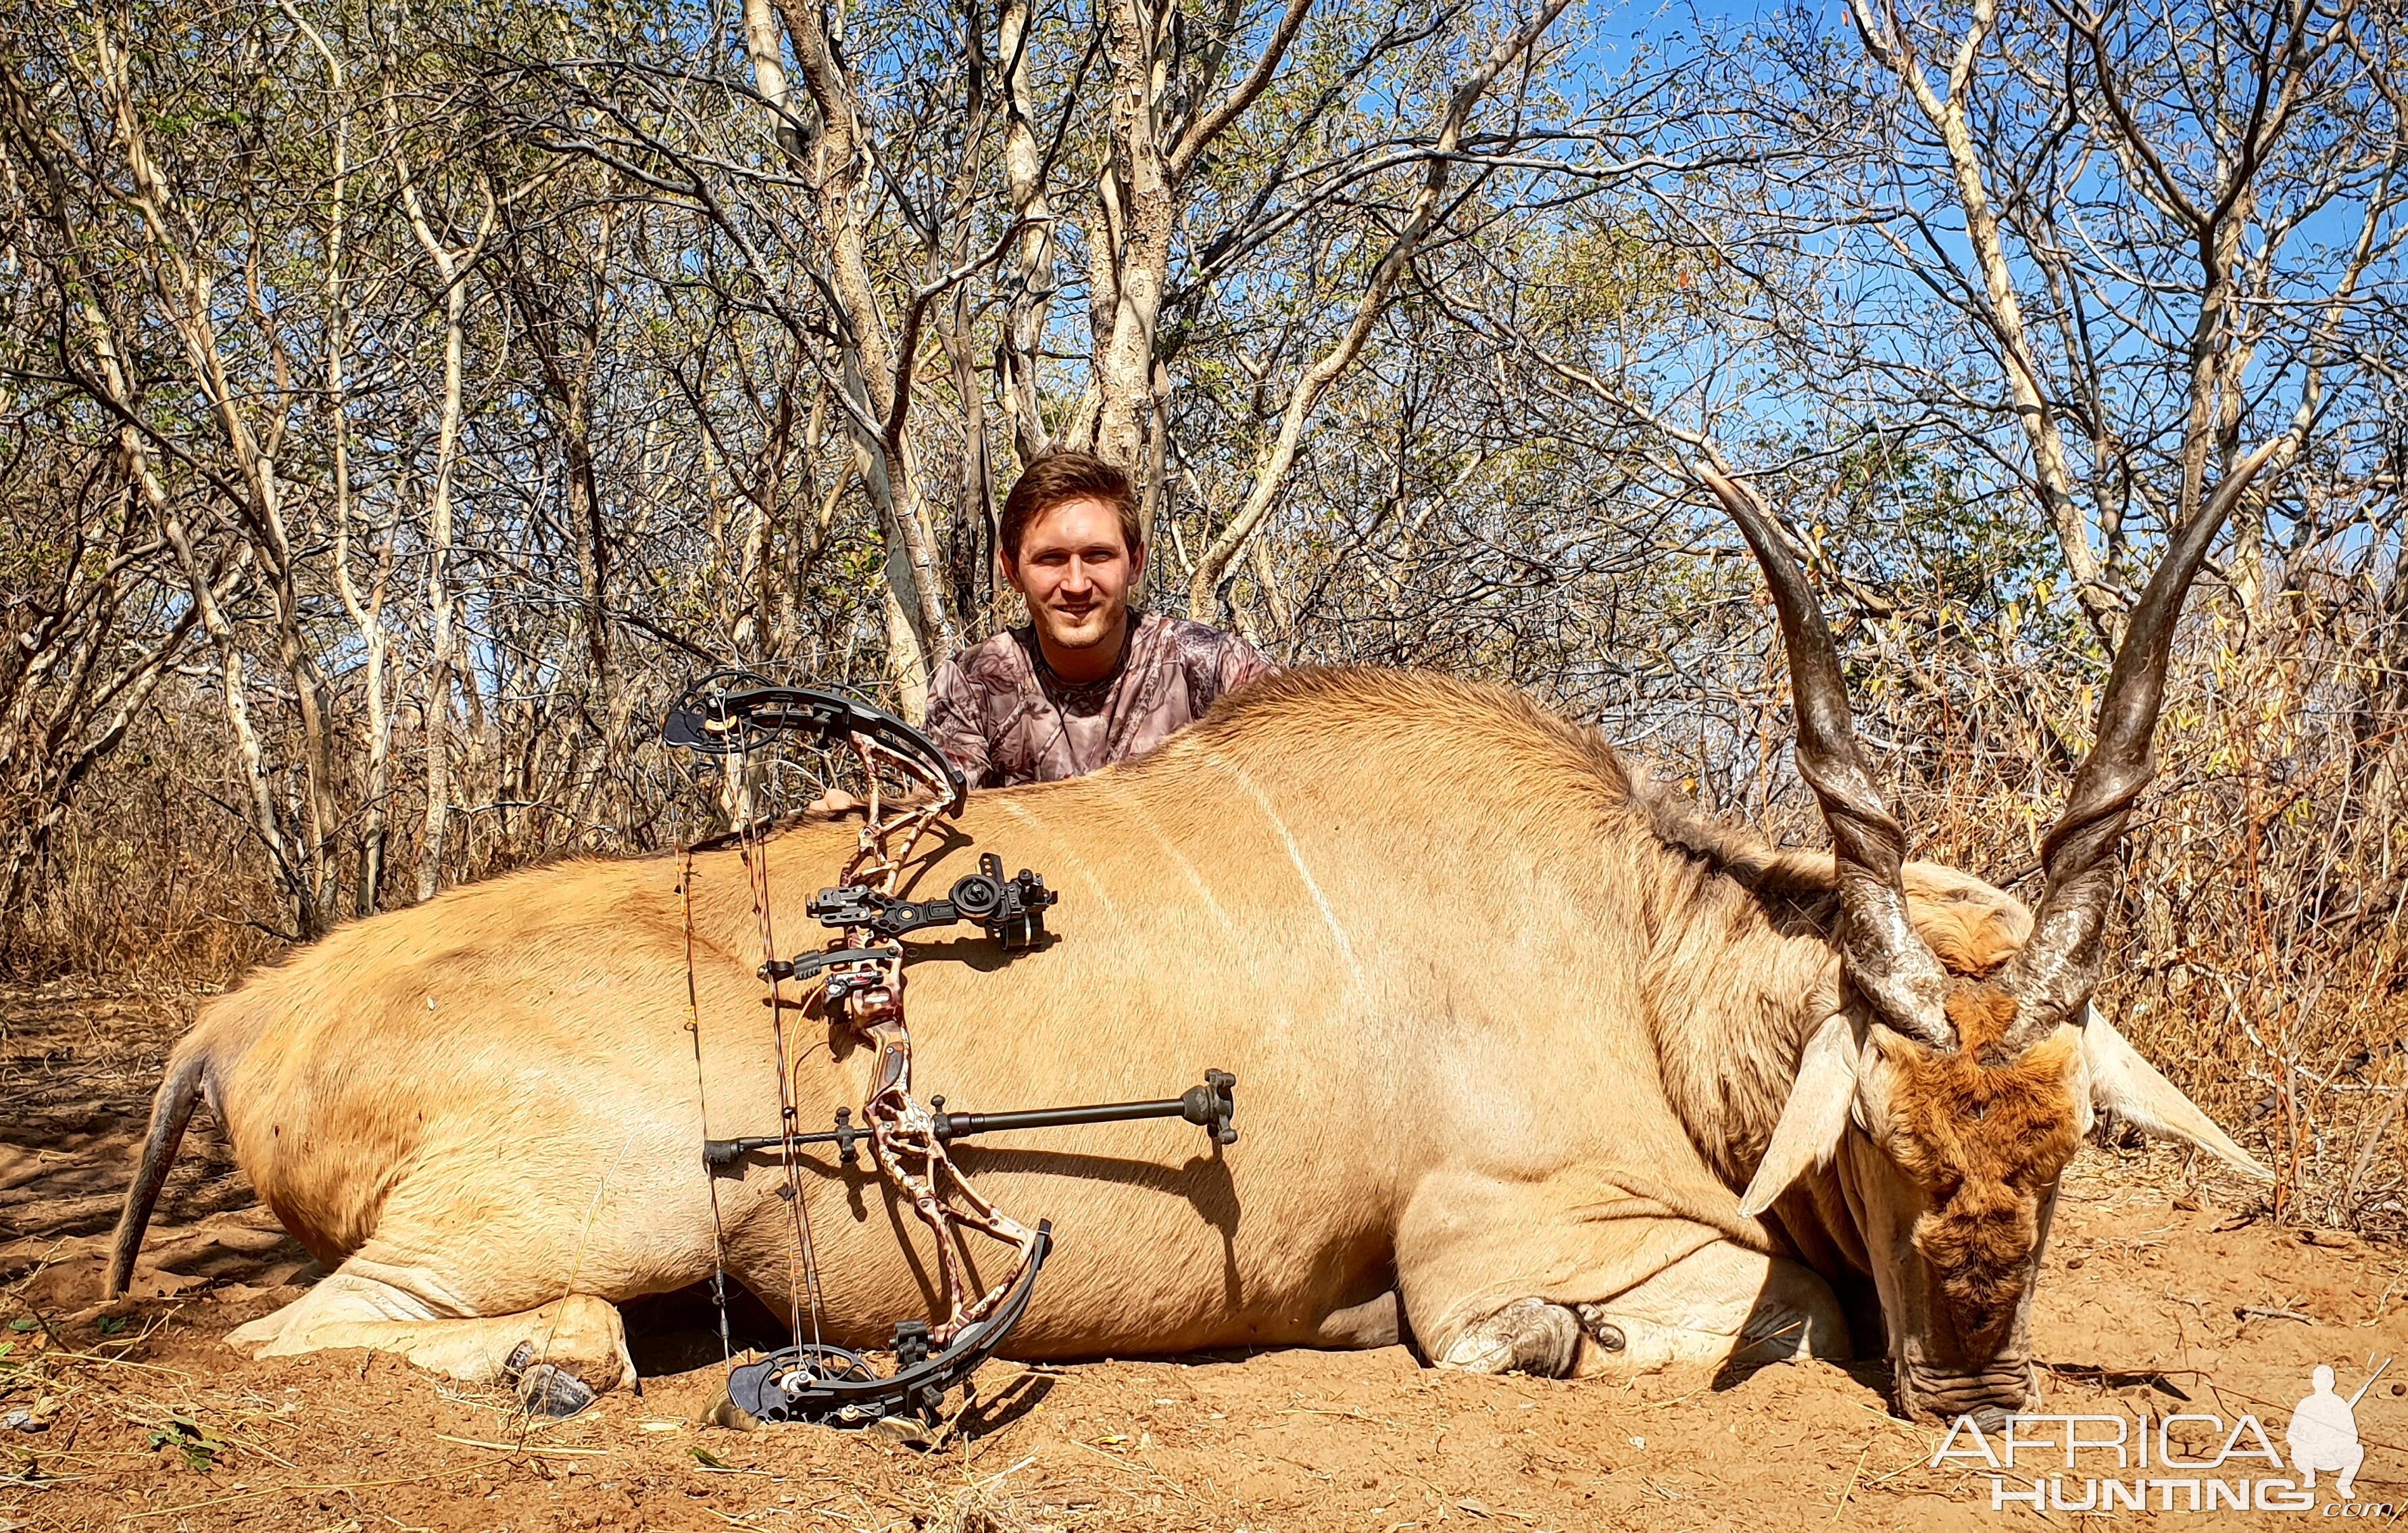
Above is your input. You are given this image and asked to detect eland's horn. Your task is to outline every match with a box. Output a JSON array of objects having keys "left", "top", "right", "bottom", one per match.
[
  {"left": 2002, "top": 437, "right": 2288, "bottom": 1044},
  {"left": 1698, "top": 467, "right": 1954, "bottom": 1049}
]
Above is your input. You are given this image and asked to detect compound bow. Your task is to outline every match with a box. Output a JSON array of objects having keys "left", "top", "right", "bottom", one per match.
[{"left": 663, "top": 673, "right": 1238, "bottom": 1428}]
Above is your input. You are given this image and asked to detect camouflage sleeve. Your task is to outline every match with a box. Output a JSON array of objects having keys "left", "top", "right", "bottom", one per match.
[
  {"left": 1214, "top": 630, "right": 1279, "bottom": 698},
  {"left": 924, "top": 655, "right": 999, "bottom": 789}
]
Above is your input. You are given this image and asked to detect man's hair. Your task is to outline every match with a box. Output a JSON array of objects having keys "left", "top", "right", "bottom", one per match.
[{"left": 1001, "top": 452, "right": 1141, "bottom": 562}]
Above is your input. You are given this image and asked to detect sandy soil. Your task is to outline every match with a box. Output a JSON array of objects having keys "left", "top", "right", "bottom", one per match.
[{"left": 5, "top": 984, "right": 2406, "bottom": 1531}]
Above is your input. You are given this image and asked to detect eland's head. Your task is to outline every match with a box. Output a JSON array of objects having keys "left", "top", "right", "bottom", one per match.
[{"left": 1702, "top": 455, "right": 2276, "bottom": 1425}]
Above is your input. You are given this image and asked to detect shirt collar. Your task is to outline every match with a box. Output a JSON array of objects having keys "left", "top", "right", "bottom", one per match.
[{"left": 1028, "top": 611, "right": 1152, "bottom": 702}]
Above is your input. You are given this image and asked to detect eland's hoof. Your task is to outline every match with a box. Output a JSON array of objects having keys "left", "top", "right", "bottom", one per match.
[
  {"left": 1435, "top": 1298, "right": 1581, "bottom": 1378},
  {"left": 518, "top": 1362, "right": 597, "bottom": 1418}
]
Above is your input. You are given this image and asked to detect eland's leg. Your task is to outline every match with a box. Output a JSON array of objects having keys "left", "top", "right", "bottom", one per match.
[
  {"left": 1429, "top": 1295, "right": 1583, "bottom": 1375},
  {"left": 1394, "top": 1169, "right": 1847, "bottom": 1380},
  {"left": 1565, "top": 1240, "right": 1848, "bottom": 1377},
  {"left": 227, "top": 1263, "right": 634, "bottom": 1411}
]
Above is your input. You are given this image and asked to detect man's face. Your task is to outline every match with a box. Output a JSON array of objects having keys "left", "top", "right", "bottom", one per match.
[{"left": 1004, "top": 496, "right": 1144, "bottom": 656}]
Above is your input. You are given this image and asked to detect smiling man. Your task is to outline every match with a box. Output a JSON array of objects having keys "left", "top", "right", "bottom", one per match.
[{"left": 926, "top": 451, "right": 1274, "bottom": 788}]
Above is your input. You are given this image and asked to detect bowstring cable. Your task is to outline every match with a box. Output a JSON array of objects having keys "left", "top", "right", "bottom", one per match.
[
  {"left": 677, "top": 842, "right": 735, "bottom": 1367},
  {"left": 737, "top": 743, "right": 827, "bottom": 1362},
  {"left": 662, "top": 747, "right": 738, "bottom": 1369}
]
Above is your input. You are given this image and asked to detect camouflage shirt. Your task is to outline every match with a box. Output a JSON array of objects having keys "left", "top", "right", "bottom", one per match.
[{"left": 925, "top": 612, "right": 1276, "bottom": 788}]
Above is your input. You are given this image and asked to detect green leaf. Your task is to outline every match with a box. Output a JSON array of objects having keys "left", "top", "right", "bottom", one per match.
[
  {"left": 147, "top": 1417, "right": 225, "bottom": 1471},
  {"left": 690, "top": 1444, "right": 729, "bottom": 1469}
]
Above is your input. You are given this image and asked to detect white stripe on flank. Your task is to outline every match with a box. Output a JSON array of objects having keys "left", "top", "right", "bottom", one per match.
[
  {"left": 1213, "top": 753, "right": 1363, "bottom": 987},
  {"left": 1102, "top": 778, "right": 1240, "bottom": 941},
  {"left": 994, "top": 796, "right": 1119, "bottom": 918}
]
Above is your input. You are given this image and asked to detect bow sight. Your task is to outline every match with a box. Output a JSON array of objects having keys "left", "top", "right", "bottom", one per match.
[
  {"left": 663, "top": 673, "right": 1239, "bottom": 1430},
  {"left": 793, "top": 853, "right": 1056, "bottom": 952}
]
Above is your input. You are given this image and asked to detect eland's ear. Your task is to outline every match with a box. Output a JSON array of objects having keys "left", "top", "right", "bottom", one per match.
[
  {"left": 2081, "top": 1005, "right": 2273, "bottom": 1180},
  {"left": 1740, "top": 1013, "right": 1860, "bottom": 1217}
]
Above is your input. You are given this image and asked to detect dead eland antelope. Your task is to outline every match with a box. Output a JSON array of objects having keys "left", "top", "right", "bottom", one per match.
[{"left": 108, "top": 459, "right": 2272, "bottom": 1424}]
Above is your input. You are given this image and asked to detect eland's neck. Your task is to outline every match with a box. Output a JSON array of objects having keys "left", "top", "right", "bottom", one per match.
[{"left": 1635, "top": 856, "right": 1847, "bottom": 1196}]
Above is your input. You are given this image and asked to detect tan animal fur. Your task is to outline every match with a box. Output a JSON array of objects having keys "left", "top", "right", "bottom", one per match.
[{"left": 110, "top": 668, "right": 2254, "bottom": 1418}]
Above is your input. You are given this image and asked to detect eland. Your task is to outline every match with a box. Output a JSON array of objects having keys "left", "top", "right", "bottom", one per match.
[{"left": 109, "top": 462, "right": 2271, "bottom": 1421}]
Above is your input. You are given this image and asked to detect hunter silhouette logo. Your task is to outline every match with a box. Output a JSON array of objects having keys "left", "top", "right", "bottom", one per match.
[{"left": 2289, "top": 1360, "right": 2386, "bottom": 1499}]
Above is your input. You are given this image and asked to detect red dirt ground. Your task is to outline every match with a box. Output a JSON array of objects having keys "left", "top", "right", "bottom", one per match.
[{"left": 6, "top": 984, "right": 2405, "bottom": 1531}]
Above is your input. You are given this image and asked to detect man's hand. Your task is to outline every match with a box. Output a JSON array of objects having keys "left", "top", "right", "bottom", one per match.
[{"left": 807, "top": 783, "right": 942, "bottom": 817}]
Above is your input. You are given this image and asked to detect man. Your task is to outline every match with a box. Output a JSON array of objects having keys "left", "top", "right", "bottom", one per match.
[{"left": 925, "top": 451, "right": 1273, "bottom": 787}]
